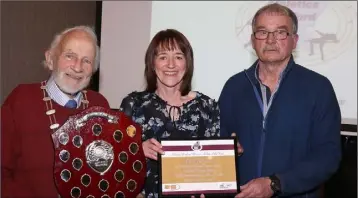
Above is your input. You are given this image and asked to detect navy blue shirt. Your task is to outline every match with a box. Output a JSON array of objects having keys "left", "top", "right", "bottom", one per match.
[{"left": 219, "top": 56, "right": 341, "bottom": 198}]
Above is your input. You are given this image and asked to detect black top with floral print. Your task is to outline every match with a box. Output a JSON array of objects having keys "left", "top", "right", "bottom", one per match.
[{"left": 120, "top": 91, "right": 220, "bottom": 198}]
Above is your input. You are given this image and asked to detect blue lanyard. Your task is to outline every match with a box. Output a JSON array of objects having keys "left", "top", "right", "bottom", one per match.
[
  {"left": 253, "top": 83, "right": 272, "bottom": 128},
  {"left": 253, "top": 84, "right": 263, "bottom": 113},
  {"left": 244, "top": 69, "right": 264, "bottom": 115}
]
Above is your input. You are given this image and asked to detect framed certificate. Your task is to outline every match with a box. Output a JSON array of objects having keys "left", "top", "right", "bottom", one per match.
[{"left": 158, "top": 137, "right": 239, "bottom": 197}]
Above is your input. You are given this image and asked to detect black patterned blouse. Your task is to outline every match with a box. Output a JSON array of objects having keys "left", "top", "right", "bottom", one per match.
[{"left": 119, "top": 91, "right": 220, "bottom": 198}]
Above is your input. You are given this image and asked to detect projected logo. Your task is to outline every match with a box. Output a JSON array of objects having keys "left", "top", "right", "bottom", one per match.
[{"left": 235, "top": 1, "right": 357, "bottom": 67}]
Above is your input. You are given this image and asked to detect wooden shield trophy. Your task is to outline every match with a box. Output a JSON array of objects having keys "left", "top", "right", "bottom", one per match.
[{"left": 51, "top": 106, "right": 146, "bottom": 198}]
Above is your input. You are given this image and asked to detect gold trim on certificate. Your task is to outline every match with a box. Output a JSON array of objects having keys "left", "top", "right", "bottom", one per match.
[{"left": 159, "top": 138, "right": 238, "bottom": 197}]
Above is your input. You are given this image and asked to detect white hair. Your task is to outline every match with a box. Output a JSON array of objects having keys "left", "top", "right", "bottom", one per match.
[{"left": 43, "top": 25, "right": 100, "bottom": 72}]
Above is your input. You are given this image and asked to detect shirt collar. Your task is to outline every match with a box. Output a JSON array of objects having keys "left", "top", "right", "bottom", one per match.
[
  {"left": 45, "top": 76, "right": 83, "bottom": 108},
  {"left": 249, "top": 55, "right": 295, "bottom": 85}
]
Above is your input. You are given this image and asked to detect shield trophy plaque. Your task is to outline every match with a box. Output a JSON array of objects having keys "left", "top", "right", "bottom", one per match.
[{"left": 52, "top": 106, "right": 146, "bottom": 198}]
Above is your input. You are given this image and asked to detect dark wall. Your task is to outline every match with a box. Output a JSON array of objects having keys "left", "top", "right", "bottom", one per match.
[{"left": 1, "top": 1, "right": 98, "bottom": 105}]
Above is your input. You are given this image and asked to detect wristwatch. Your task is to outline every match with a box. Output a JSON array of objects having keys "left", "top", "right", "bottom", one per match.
[{"left": 269, "top": 175, "right": 281, "bottom": 195}]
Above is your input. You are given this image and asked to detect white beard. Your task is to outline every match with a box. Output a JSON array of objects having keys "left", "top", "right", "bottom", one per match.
[{"left": 52, "top": 71, "right": 90, "bottom": 95}]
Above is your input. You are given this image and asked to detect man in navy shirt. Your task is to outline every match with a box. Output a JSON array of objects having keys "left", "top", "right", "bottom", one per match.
[{"left": 219, "top": 3, "right": 341, "bottom": 198}]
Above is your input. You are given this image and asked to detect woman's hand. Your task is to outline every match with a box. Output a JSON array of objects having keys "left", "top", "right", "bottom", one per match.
[{"left": 142, "top": 138, "right": 164, "bottom": 160}]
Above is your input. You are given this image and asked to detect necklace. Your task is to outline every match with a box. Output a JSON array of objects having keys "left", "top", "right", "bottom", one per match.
[{"left": 40, "top": 81, "right": 89, "bottom": 132}]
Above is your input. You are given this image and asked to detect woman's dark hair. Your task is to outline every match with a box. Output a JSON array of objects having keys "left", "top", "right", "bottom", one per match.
[{"left": 144, "top": 29, "right": 194, "bottom": 96}]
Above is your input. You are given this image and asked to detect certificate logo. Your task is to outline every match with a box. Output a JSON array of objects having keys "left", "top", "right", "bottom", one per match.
[
  {"left": 171, "top": 184, "right": 180, "bottom": 190},
  {"left": 164, "top": 184, "right": 180, "bottom": 190},
  {"left": 219, "top": 183, "right": 232, "bottom": 189},
  {"left": 191, "top": 141, "right": 202, "bottom": 151}
]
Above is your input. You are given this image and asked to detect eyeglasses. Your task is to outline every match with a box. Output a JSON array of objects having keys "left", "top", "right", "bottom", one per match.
[{"left": 253, "top": 30, "right": 292, "bottom": 40}]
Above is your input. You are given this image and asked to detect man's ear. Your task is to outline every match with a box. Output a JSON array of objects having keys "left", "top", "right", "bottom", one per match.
[
  {"left": 292, "top": 34, "right": 299, "bottom": 50},
  {"left": 45, "top": 50, "right": 54, "bottom": 70}
]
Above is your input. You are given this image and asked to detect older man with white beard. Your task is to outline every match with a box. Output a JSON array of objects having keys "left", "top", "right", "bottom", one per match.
[{"left": 1, "top": 26, "right": 109, "bottom": 198}]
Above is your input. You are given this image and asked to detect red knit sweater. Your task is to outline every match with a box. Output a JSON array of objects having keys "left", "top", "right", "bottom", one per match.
[{"left": 1, "top": 83, "right": 110, "bottom": 198}]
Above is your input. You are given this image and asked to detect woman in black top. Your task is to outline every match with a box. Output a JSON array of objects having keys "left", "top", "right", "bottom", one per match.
[{"left": 120, "top": 29, "right": 220, "bottom": 198}]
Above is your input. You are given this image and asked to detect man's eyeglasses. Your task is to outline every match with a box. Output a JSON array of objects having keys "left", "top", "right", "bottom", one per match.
[{"left": 253, "top": 30, "right": 292, "bottom": 40}]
